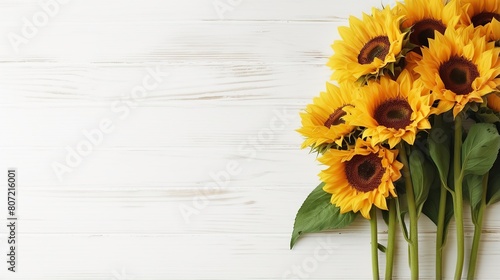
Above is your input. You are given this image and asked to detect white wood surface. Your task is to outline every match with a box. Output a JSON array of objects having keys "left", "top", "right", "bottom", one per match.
[{"left": 1, "top": 0, "right": 500, "bottom": 279}]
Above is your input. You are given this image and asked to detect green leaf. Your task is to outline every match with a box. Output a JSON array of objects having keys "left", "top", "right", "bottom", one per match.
[
  {"left": 409, "top": 149, "right": 434, "bottom": 215},
  {"left": 395, "top": 190, "right": 409, "bottom": 241},
  {"left": 464, "top": 174, "right": 484, "bottom": 224},
  {"left": 381, "top": 209, "right": 389, "bottom": 226},
  {"left": 290, "top": 183, "right": 358, "bottom": 249},
  {"left": 462, "top": 123, "right": 500, "bottom": 176},
  {"left": 476, "top": 106, "right": 500, "bottom": 124},
  {"left": 464, "top": 175, "right": 484, "bottom": 211},
  {"left": 425, "top": 115, "right": 454, "bottom": 236},
  {"left": 487, "top": 156, "right": 500, "bottom": 205},
  {"left": 422, "top": 176, "right": 454, "bottom": 244},
  {"left": 428, "top": 117, "right": 452, "bottom": 190},
  {"left": 378, "top": 243, "right": 387, "bottom": 253},
  {"left": 394, "top": 180, "right": 408, "bottom": 217}
]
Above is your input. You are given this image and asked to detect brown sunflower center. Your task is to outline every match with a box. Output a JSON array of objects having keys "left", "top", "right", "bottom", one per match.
[
  {"left": 374, "top": 98, "right": 413, "bottom": 130},
  {"left": 471, "top": 12, "right": 500, "bottom": 27},
  {"left": 345, "top": 153, "right": 384, "bottom": 193},
  {"left": 358, "top": 36, "right": 390, "bottom": 64},
  {"left": 410, "top": 19, "right": 446, "bottom": 48},
  {"left": 324, "top": 105, "right": 351, "bottom": 127},
  {"left": 438, "top": 56, "right": 479, "bottom": 95}
]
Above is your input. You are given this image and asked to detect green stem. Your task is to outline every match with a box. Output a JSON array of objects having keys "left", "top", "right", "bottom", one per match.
[
  {"left": 467, "top": 174, "right": 488, "bottom": 280},
  {"left": 453, "top": 115, "right": 465, "bottom": 280},
  {"left": 398, "top": 143, "right": 419, "bottom": 280},
  {"left": 436, "top": 182, "right": 448, "bottom": 280},
  {"left": 371, "top": 207, "right": 379, "bottom": 280},
  {"left": 385, "top": 199, "right": 397, "bottom": 280}
]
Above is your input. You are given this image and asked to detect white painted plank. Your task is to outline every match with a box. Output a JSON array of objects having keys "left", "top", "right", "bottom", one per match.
[
  {"left": 0, "top": 64, "right": 329, "bottom": 105},
  {"left": 0, "top": 106, "right": 304, "bottom": 147},
  {"left": 0, "top": 0, "right": 396, "bottom": 23},
  {"left": 0, "top": 1, "right": 396, "bottom": 62},
  {"left": 0, "top": 21, "right": 342, "bottom": 63},
  {"left": 2, "top": 149, "right": 317, "bottom": 187}
]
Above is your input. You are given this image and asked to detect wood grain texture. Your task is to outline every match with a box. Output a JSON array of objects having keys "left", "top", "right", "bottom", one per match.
[{"left": 0, "top": 0, "right": 499, "bottom": 279}]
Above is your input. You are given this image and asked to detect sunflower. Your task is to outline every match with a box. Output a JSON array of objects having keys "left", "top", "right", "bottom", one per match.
[
  {"left": 487, "top": 92, "right": 500, "bottom": 112},
  {"left": 328, "top": 6, "right": 407, "bottom": 83},
  {"left": 319, "top": 138, "right": 403, "bottom": 219},
  {"left": 297, "top": 82, "right": 357, "bottom": 149},
  {"left": 414, "top": 26, "right": 500, "bottom": 117},
  {"left": 461, "top": 0, "right": 500, "bottom": 41},
  {"left": 395, "top": 0, "right": 461, "bottom": 72},
  {"left": 397, "top": 0, "right": 461, "bottom": 49},
  {"left": 461, "top": 0, "right": 500, "bottom": 28},
  {"left": 344, "top": 71, "right": 432, "bottom": 148}
]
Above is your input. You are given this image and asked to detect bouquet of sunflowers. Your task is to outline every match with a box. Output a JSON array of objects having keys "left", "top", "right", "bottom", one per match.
[{"left": 292, "top": 0, "right": 500, "bottom": 279}]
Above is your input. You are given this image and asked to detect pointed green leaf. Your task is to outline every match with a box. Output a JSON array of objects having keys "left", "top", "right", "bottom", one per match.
[
  {"left": 290, "top": 183, "right": 358, "bottom": 249},
  {"left": 464, "top": 174, "right": 484, "bottom": 224},
  {"left": 464, "top": 175, "right": 484, "bottom": 211},
  {"left": 425, "top": 115, "right": 455, "bottom": 236},
  {"left": 395, "top": 189, "right": 409, "bottom": 241},
  {"left": 462, "top": 123, "right": 500, "bottom": 175},
  {"left": 409, "top": 149, "right": 434, "bottom": 215},
  {"left": 487, "top": 156, "right": 500, "bottom": 205},
  {"left": 394, "top": 180, "right": 408, "bottom": 216},
  {"left": 428, "top": 117, "right": 452, "bottom": 190},
  {"left": 378, "top": 243, "right": 387, "bottom": 253},
  {"left": 381, "top": 209, "right": 389, "bottom": 226},
  {"left": 476, "top": 108, "right": 500, "bottom": 124},
  {"left": 422, "top": 176, "right": 454, "bottom": 244}
]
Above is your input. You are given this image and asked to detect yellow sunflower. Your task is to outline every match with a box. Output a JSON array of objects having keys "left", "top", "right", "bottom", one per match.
[
  {"left": 397, "top": 0, "right": 461, "bottom": 48},
  {"left": 319, "top": 138, "right": 403, "bottom": 219},
  {"left": 395, "top": 0, "right": 461, "bottom": 71},
  {"left": 344, "top": 71, "right": 432, "bottom": 148},
  {"left": 487, "top": 92, "right": 500, "bottom": 112},
  {"left": 414, "top": 26, "right": 500, "bottom": 117},
  {"left": 461, "top": 0, "right": 500, "bottom": 29},
  {"left": 460, "top": 0, "right": 500, "bottom": 41},
  {"left": 328, "top": 6, "right": 406, "bottom": 83},
  {"left": 297, "top": 82, "right": 357, "bottom": 149}
]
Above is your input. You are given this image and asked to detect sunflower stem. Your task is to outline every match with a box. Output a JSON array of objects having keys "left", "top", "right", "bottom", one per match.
[
  {"left": 385, "top": 199, "right": 397, "bottom": 280},
  {"left": 436, "top": 182, "right": 448, "bottom": 280},
  {"left": 467, "top": 174, "right": 488, "bottom": 280},
  {"left": 370, "top": 207, "right": 380, "bottom": 280},
  {"left": 453, "top": 115, "right": 465, "bottom": 280},
  {"left": 398, "top": 142, "right": 419, "bottom": 280}
]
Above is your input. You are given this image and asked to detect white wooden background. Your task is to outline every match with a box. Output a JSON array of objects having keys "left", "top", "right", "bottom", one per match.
[{"left": 0, "top": 0, "right": 500, "bottom": 279}]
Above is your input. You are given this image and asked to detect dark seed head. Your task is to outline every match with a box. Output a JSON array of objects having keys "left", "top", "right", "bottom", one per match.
[
  {"left": 410, "top": 19, "right": 446, "bottom": 48},
  {"left": 345, "top": 153, "right": 384, "bottom": 192},
  {"left": 358, "top": 36, "right": 390, "bottom": 64},
  {"left": 439, "top": 56, "right": 479, "bottom": 95},
  {"left": 374, "top": 99, "right": 413, "bottom": 130},
  {"left": 471, "top": 12, "right": 500, "bottom": 27}
]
